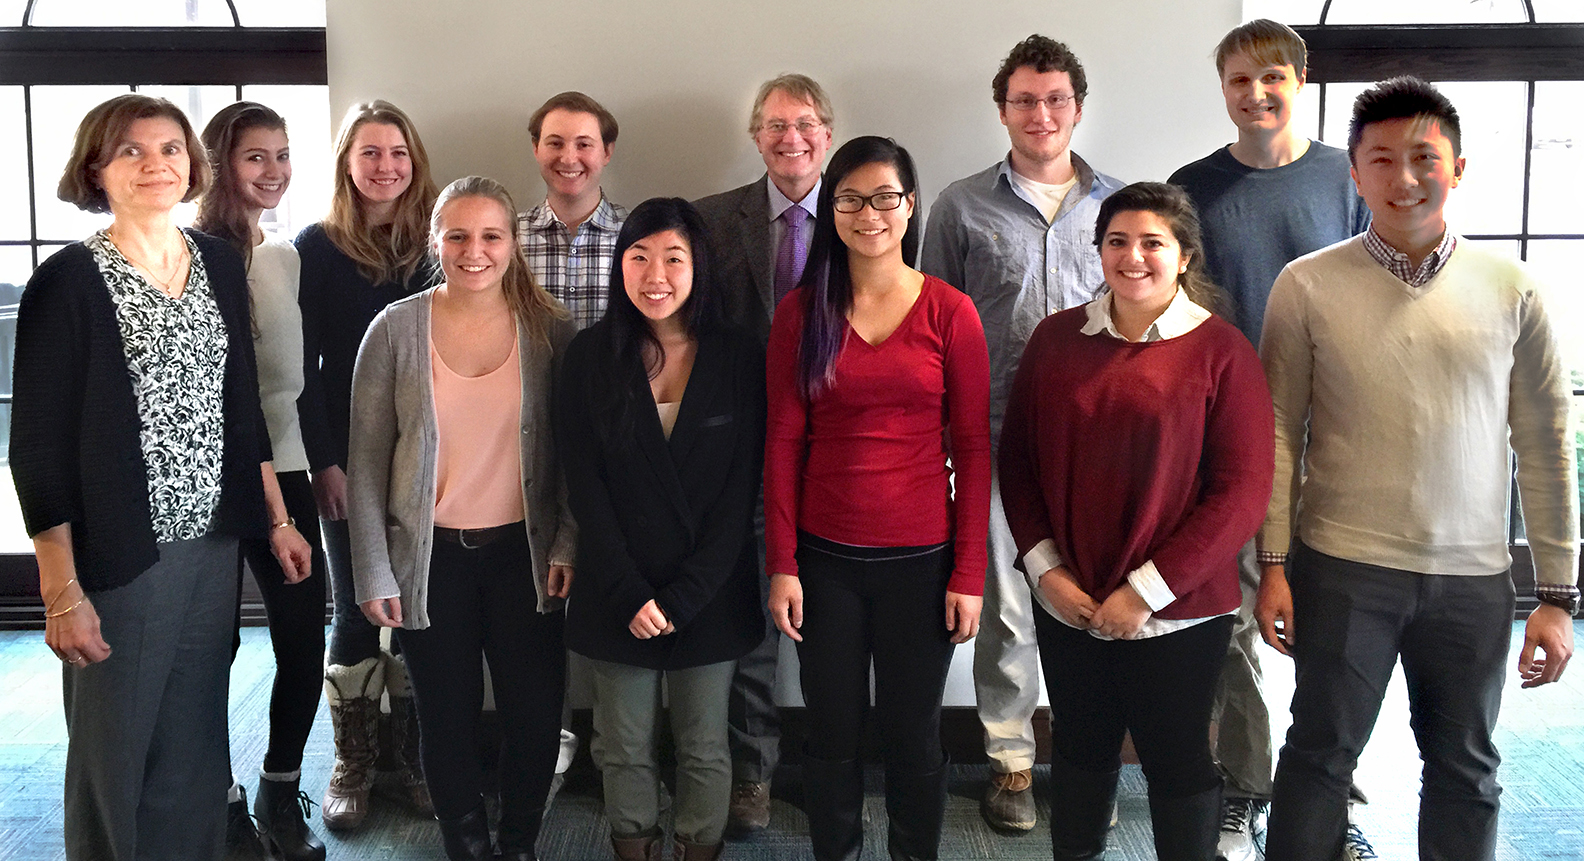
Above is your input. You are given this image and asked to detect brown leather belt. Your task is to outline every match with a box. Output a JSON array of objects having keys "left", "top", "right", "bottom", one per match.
[{"left": 434, "top": 522, "right": 522, "bottom": 549}]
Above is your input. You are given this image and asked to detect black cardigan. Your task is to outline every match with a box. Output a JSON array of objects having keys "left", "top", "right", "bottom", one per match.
[
  {"left": 295, "top": 223, "right": 435, "bottom": 472},
  {"left": 556, "top": 322, "right": 766, "bottom": 670},
  {"left": 9, "top": 231, "right": 271, "bottom": 593}
]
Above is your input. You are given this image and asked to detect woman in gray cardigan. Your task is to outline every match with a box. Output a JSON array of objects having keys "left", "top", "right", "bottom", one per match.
[{"left": 347, "top": 176, "right": 577, "bottom": 861}]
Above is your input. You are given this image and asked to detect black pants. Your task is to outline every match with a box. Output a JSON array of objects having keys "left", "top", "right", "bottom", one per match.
[
  {"left": 236, "top": 469, "right": 327, "bottom": 774},
  {"left": 396, "top": 530, "right": 565, "bottom": 842},
  {"left": 795, "top": 539, "right": 955, "bottom": 769},
  {"left": 1036, "top": 610, "right": 1232, "bottom": 799}
]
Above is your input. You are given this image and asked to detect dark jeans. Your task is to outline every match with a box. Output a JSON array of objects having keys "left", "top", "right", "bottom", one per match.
[
  {"left": 1035, "top": 609, "right": 1232, "bottom": 799},
  {"left": 236, "top": 470, "right": 327, "bottom": 773},
  {"left": 1265, "top": 542, "right": 1514, "bottom": 861},
  {"left": 794, "top": 539, "right": 955, "bottom": 770},
  {"left": 323, "top": 515, "right": 383, "bottom": 666},
  {"left": 396, "top": 530, "right": 565, "bottom": 845}
]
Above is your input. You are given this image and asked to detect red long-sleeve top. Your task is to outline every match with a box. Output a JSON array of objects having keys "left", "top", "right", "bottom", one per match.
[
  {"left": 998, "top": 307, "right": 1274, "bottom": 618},
  {"left": 764, "top": 276, "right": 992, "bottom": 595}
]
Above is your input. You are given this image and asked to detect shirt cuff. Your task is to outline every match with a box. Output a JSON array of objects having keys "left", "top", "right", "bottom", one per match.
[
  {"left": 1256, "top": 550, "right": 1288, "bottom": 566},
  {"left": 1125, "top": 560, "right": 1175, "bottom": 613},
  {"left": 1022, "top": 539, "right": 1062, "bottom": 594}
]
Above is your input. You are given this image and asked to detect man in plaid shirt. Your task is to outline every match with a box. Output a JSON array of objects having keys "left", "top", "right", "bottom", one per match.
[{"left": 518, "top": 91, "right": 627, "bottom": 329}]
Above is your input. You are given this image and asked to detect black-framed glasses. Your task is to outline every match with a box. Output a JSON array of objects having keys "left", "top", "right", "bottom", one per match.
[
  {"left": 832, "top": 191, "right": 909, "bottom": 213},
  {"left": 1003, "top": 93, "right": 1075, "bottom": 112}
]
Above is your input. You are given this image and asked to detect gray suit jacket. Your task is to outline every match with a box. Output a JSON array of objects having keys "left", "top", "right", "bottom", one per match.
[
  {"left": 693, "top": 175, "right": 775, "bottom": 344},
  {"left": 346, "top": 288, "right": 578, "bottom": 627}
]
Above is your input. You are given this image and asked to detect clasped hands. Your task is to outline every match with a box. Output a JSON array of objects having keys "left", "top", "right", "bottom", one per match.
[{"left": 1038, "top": 565, "right": 1151, "bottom": 640}]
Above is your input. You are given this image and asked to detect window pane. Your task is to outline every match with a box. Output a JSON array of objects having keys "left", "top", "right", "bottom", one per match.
[
  {"left": 0, "top": 243, "right": 27, "bottom": 549},
  {"left": 1531, "top": 0, "right": 1584, "bottom": 23},
  {"left": 1528, "top": 82, "right": 1584, "bottom": 236},
  {"left": 1438, "top": 81, "right": 1526, "bottom": 237},
  {"left": 1575, "top": 396, "right": 1584, "bottom": 536},
  {"left": 1239, "top": 0, "right": 1326, "bottom": 24},
  {"left": 1322, "top": 0, "right": 1528, "bottom": 24},
  {"left": 0, "top": 87, "right": 27, "bottom": 241},
  {"left": 0, "top": 0, "right": 24, "bottom": 29},
  {"left": 1462, "top": 238, "right": 1520, "bottom": 260},
  {"left": 31, "top": 86, "right": 125, "bottom": 243},
  {"left": 1319, "top": 82, "right": 1369, "bottom": 144},
  {"left": 1526, "top": 240, "right": 1584, "bottom": 381},
  {"left": 28, "top": 0, "right": 235, "bottom": 26},
  {"left": 241, "top": 85, "right": 333, "bottom": 237},
  {"left": 232, "top": 0, "right": 325, "bottom": 27}
]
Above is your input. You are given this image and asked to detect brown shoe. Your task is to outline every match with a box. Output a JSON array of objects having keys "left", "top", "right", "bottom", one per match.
[
  {"left": 726, "top": 780, "right": 770, "bottom": 835},
  {"left": 674, "top": 837, "right": 724, "bottom": 861},
  {"left": 981, "top": 768, "right": 1035, "bottom": 833},
  {"left": 321, "top": 658, "right": 382, "bottom": 831},
  {"left": 382, "top": 652, "right": 435, "bottom": 817},
  {"left": 611, "top": 832, "right": 663, "bottom": 861}
]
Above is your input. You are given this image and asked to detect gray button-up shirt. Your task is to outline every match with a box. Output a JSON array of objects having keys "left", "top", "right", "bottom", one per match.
[{"left": 921, "top": 153, "right": 1124, "bottom": 443}]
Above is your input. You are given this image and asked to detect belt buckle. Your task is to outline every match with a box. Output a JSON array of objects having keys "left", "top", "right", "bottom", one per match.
[{"left": 458, "top": 528, "right": 484, "bottom": 550}]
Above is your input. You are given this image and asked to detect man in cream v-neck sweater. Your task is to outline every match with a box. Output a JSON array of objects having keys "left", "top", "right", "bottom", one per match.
[{"left": 1255, "top": 77, "right": 1578, "bottom": 861}]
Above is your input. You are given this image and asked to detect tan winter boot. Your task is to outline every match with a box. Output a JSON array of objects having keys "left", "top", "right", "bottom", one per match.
[
  {"left": 321, "top": 657, "right": 382, "bottom": 831},
  {"left": 381, "top": 650, "right": 435, "bottom": 816}
]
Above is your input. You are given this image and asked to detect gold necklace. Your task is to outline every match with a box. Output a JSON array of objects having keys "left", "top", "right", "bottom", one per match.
[{"left": 107, "top": 228, "right": 189, "bottom": 297}]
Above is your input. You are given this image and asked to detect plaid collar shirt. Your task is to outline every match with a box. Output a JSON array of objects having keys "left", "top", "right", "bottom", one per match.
[
  {"left": 1362, "top": 225, "right": 1456, "bottom": 288},
  {"left": 518, "top": 195, "right": 628, "bottom": 330}
]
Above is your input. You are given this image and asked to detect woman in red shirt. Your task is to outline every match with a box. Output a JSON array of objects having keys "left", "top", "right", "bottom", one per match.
[
  {"left": 998, "top": 182, "right": 1274, "bottom": 861},
  {"left": 763, "top": 135, "right": 991, "bottom": 861}
]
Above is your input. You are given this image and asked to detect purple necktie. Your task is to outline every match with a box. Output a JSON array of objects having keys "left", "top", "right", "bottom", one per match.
[{"left": 773, "top": 205, "right": 810, "bottom": 314}]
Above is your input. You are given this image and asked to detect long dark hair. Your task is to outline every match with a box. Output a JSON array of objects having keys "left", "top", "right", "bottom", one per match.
[
  {"left": 796, "top": 135, "right": 921, "bottom": 399},
  {"left": 592, "top": 197, "right": 720, "bottom": 425},
  {"left": 1093, "top": 182, "right": 1231, "bottom": 319},
  {"left": 195, "top": 101, "right": 287, "bottom": 268}
]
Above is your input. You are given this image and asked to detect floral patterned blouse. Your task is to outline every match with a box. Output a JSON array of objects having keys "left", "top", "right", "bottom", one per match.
[{"left": 87, "top": 230, "right": 228, "bottom": 542}]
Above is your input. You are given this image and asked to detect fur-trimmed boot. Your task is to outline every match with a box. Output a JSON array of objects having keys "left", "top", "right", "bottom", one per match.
[
  {"left": 321, "top": 657, "right": 382, "bottom": 831},
  {"left": 381, "top": 650, "right": 435, "bottom": 816}
]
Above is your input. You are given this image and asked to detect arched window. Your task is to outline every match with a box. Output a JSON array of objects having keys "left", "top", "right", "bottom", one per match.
[{"left": 0, "top": 1, "right": 327, "bottom": 624}]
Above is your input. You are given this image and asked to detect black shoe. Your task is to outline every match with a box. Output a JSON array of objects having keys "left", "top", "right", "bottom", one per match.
[
  {"left": 885, "top": 756, "right": 948, "bottom": 861},
  {"left": 1048, "top": 756, "right": 1119, "bottom": 861},
  {"left": 255, "top": 775, "right": 327, "bottom": 861},
  {"left": 802, "top": 750, "right": 864, "bottom": 861},
  {"left": 226, "top": 788, "right": 268, "bottom": 861},
  {"left": 438, "top": 804, "right": 494, "bottom": 861},
  {"left": 1149, "top": 783, "right": 1223, "bottom": 861},
  {"left": 496, "top": 804, "right": 543, "bottom": 861}
]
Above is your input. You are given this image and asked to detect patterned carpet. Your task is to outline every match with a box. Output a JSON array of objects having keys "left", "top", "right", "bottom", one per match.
[{"left": 1, "top": 623, "right": 1580, "bottom": 860}]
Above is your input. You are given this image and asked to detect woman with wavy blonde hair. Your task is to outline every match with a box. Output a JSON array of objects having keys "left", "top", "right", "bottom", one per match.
[{"left": 295, "top": 98, "right": 439, "bottom": 832}]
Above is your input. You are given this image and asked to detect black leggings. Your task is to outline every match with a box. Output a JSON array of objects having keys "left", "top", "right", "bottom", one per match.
[
  {"left": 794, "top": 539, "right": 955, "bottom": 770},
  {"left": 1036, "top": 610, "right": 1233, "bottom": 799},
  {"left": 236, "top": 469, "right": 328, "bottom": 774}
]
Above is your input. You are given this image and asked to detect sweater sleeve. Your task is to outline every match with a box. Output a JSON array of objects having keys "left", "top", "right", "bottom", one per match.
[
  {"left": 1147, "top": 335, "right": 1276, "bottom": 600},
  {"left": 553, "top": 332, "right": 657, "bottom": 623},
  {"left": 345, "top": 309, "right": 400, "bottom": 603},
  {"left": 1258, "top": 265, "right": 1312, "bottom": 559},
  {"left": 940, "top": 286, "right": 992, "bottom": 595},
  {"left": 294, "top": 226, "right": 338, "bottom": 472},
  {"left": 763, "top": 294, "right": 808, "bottom": 577},
  {"left": 546, "top": 316, "right": 579, "bottom": 568},
  {"left": 996, "top": 320, "right": 1055, "bottom": 567},
  {"left": 10, "top": 253, "right": 87, "bottom": 537},
  {"left": 1506, "top": 282, "right": 1580, "bottom": 589},
  {"left": 654, "top": 334, "right": 768, "bottom": 629}
]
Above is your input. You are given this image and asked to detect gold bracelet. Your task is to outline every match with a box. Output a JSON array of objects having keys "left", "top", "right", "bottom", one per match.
[
  {"left": 271, "top": 517, "right": 296, "bottom": 531},
  {"left": 44, "top": 577, "right": 78, "bottom": 614},
  {"left": 45, "top": 596, "right": 86, "bottom": 619}
]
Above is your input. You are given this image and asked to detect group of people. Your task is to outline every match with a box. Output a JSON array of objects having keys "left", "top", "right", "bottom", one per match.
[{"left": 14, "top": 17, "right": 1577, "bottom": 861}]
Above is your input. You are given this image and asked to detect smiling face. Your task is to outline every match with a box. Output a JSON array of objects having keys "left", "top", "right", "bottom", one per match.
[
  {"left": 754, "top": 89, "right": 832, "bottom": 201},
  {"left": 346, "top": 121, "right": 412, "bottom": 219},
  {"left": 1101, "top": 209, "right": 1189, "bottom": 318},
  {"left": 1220, "top": 51, "right": 1304, "bottom": 138},
  {"left": 533, "top": 108, "right": 612, "bottom": 207},
  {"left": 832, "top": 161, "right": 915, "bottom": 262},
  {"left": 97, "top": 116, "right": 191, "bottom": 216},
  {"left": 231, "top": 125, "right": 291, "bottom": 213},
  {"left": 998, "top": 66, "right": 1082, "bottom": 176},
  {"left": 622, "top": 228, "right": 694, "bottom": 327},
  {"left": 1350, "top": 116, "right": 1463, "bottom": 253},
  {"left": 435, "top": 195, "right": 516, "bottom": 296}
]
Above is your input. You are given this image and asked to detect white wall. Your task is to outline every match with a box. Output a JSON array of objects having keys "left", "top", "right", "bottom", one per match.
[{"left": 326, "top": 0, "right": 1245, "bottom": 705}]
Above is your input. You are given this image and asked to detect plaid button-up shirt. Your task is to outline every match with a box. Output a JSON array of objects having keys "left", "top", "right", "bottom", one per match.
[{"left": 518, "top": 195, "right": 628, "bottom": 330}]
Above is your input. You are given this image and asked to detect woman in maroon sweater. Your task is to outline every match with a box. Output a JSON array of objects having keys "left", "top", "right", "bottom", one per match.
[
  {"left": 763, "top": 136, "right": 990, "bottom": 861},
  {"left": 998, "top": 182, "right": 1274, "bottom": 861}
]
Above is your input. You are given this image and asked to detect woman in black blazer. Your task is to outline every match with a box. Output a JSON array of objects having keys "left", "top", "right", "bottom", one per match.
[{"left": 556, "top": 197, "right": 766, "bottom": 861}]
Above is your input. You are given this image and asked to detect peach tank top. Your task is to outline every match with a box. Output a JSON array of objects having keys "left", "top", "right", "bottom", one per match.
[{"left": 431, "top": 334, "right": 525, "bottom": 529}]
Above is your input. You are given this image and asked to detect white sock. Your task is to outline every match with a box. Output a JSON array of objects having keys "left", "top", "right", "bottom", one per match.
[
  {"left": 260, "top": 769, "right": 302, "bottom": 782},
  {"left": 227, "top": 779, "right": 243, "bottom": 804}
]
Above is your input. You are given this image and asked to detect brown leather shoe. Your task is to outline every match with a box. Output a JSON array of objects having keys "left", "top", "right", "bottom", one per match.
[
  {"left": 610, "top": 832, "right": 663, "bottom": 861},
  {"left": 674, "top": 837, "right": 724, "bottom": 861},
  {"left": 321, "top": 658, "right": 382, "bottom": 831},
  {"left": 727, "top": 780, "right": 770, "bottom": 835},
  {"left": 981, "top": 768, "right": 1035, "bottom": 833}
]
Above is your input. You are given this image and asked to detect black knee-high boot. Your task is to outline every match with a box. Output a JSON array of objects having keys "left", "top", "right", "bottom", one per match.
[
  {"left": 884, "top": 756, "right": 948, "bottom": 861},
  {"left": 1049, "top": 755, "right": 1120, "bottom": 860},
  {"left": 1148, "top": 782, "right": 1222, "bottom": 861},
  {"left": 803, "top": 751, "right": 865, "bottom": 861}
]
